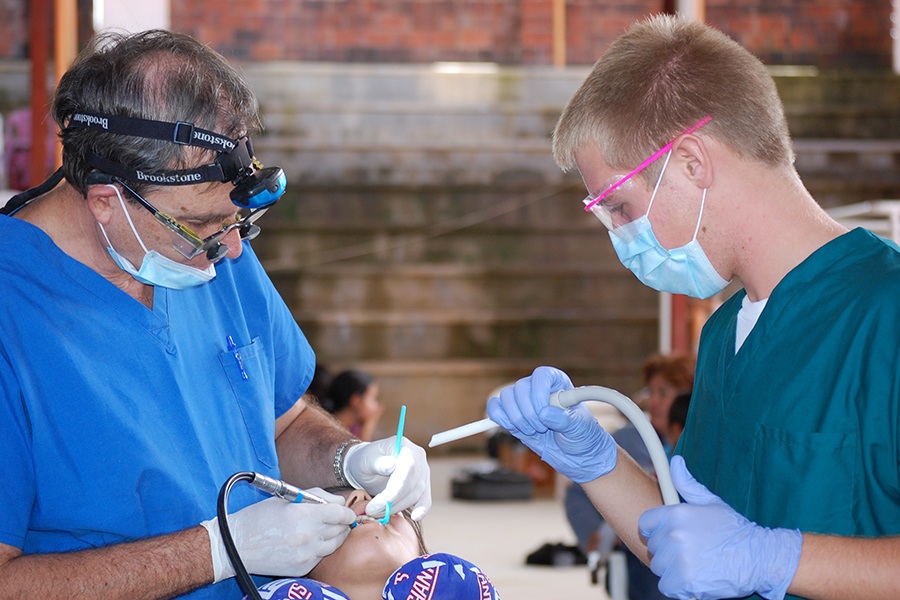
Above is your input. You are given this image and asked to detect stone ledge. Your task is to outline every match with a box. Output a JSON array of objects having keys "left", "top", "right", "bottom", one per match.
[
  {"left": 339, "top": 357, "right": 648, "bottom": 377},
  {"left": 293, "top": 308, "right": 658, "bottom": 325},
  {"left": 264, "top": 262, "right": 627, "bottom": 277}
]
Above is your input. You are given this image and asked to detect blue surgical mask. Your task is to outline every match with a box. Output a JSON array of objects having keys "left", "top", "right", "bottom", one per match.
[
  {"left": 609, "top": 151, "right": 730, "bottom": 299},
  {"left": 98, "top": 185, "right": 216, "bottom": 289}
]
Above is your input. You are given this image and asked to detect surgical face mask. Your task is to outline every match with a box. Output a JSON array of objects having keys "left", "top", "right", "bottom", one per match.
[
  {"left": 609, "top": 151, "right": 730, "bottom": 299},
  {"left": 98, "top": 185, "right": 216, "bottom": 289}
]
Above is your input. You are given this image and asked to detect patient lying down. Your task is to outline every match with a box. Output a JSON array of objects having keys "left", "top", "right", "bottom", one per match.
[
  {"left": 308, "top": 488, "right": 426, "bottom": 599},
  {"left": 248, "top": 488, "right": 500, "bottom": 600}
]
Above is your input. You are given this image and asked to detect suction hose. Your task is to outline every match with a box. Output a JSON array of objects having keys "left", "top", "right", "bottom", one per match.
[
  {"left": 550, "top": 386, "right": 679, "bottom": 506},
  {"left": 429, "top": 384, "right": 680, "bottom": 506}
]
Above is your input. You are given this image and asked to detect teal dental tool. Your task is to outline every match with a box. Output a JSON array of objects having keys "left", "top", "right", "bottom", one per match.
[{"left": 380, "top": 404, "right": 407, "bottom": 525}]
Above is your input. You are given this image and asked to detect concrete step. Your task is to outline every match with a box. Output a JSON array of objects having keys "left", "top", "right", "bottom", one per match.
[
  {"left": 296, "top": 307, "right": 657, "bottom": 362},
  {"left": 792, "top": 139, "right": 900, "bottom": 207},
  {"left": 794, "top": 139, "right": 900, "bottom": 166},
  {"left": 255, "top": 182, "right": 616, "bottom": 275},
  {"left": 266, "top": 263, "right": 651, "bottom": 312},
  {"left": 268, "top": 182, "right": 584, "bottom": 227},
  {"left": 259, "top": 226, "right": 610, "bottom": 269},
  {"left": 776, "top": 72, "right": 900, "bottom": 138}
]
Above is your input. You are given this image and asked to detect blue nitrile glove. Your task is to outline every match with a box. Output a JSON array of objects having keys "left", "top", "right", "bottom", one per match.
[
  {"left": 639, "top": 455, "right": 803, "bottom": 600},
  {"left": 486, "top": 366, "right": 617, "bottom": 483}
]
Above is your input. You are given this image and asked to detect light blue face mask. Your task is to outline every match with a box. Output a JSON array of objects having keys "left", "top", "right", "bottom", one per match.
[
  {"left": 98, "top": 185, "right": 216, "bottom": 289},
  {"left": 609, "top": 151, "right": 730, "bottom": 299}
]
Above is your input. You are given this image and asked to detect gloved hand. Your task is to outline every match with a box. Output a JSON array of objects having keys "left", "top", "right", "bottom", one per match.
[
  {"left": 639, "top": 455, "right": 803, "bottom": 600},
  {"left": 201, "top": 489, "right": 356, "bottom": 583},
  {"left": 343, "top": 437, "right": 432, "bottom": 521},
  {"left": 486, "top": 366, "right": 617, "bottom": 483}
]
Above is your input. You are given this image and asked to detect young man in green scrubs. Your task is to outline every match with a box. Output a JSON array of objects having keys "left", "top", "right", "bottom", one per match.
[{"left": 487, "top": 14, "right": 900, "bottom": 600}]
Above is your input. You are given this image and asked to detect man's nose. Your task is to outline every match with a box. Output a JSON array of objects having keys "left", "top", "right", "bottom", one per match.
[{"left": 221, "top": 227, "right": 244, "bottom": 260}]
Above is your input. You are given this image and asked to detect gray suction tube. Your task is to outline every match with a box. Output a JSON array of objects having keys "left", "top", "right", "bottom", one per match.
[{"left": 552, "top": 385, "right": 680, "bottom": 506}]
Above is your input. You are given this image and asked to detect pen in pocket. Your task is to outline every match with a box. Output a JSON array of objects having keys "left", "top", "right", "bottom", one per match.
[{"left": 226, "top": 335, "right": 248, "bottom": 380}]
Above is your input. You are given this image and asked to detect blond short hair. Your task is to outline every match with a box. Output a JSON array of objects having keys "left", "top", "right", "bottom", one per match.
[{"left": 552, "top": 15, "right": 794, "bottom": 179}]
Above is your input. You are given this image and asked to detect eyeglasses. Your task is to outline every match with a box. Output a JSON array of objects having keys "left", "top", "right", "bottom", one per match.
[
  {"left": 114, "top": 177, "right": 268, "bottom": 263},
  {"left": 582, "top": 115, "right": 712, "bottom": 230}
]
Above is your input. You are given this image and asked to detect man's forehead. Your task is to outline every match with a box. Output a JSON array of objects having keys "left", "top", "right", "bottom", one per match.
[
  {"left": 151, "top": 182, "right": 235, "bottom": 219},
  {"left": 574, "top": 145, "right": 617, "bottom": 189}
]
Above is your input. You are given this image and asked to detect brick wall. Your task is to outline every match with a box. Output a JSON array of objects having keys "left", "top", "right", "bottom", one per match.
[
  {"left": 168, "top": 0, "right": 891, "bottom": 68},
  {"left": 0, "top": 0, "right": 27, "bottom": 59},
  {"left": 706, "top": 0, "right": 893, "bottom": 68},
  {"left": 0, "top": 1, "right": 892, "bottom": 68}
]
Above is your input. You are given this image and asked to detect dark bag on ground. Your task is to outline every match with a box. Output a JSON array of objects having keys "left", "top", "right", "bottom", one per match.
[
  {"left": 451, "top": 466, "right": 533, "bottom": 501},
  {"left": 525, "top": 542, "right": 588, "bottom": 567}
]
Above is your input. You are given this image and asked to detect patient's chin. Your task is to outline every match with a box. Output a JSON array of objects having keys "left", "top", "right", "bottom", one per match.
[{"left": 307, "top": 520, "right": 420, "bottom": 594}]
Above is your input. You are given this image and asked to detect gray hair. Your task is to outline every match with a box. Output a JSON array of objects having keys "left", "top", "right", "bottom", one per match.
[{"left": 54, "top": 29, "right": 262, "bottom": 195}]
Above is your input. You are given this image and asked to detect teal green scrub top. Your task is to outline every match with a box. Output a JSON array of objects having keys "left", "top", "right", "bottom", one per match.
[{"left": 678, "top": 228, "right": 900, "bottom": 600}]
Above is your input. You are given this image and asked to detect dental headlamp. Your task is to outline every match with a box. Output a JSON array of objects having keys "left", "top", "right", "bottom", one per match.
[{"left": 66, "top": 111, "right": 286, "bottom": 210}]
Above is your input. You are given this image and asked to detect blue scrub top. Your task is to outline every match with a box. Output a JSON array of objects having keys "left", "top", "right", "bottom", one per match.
[
  {"left": 0, "top": 214, "right": 315, "bottom": 599},
  {"left": 678, "top": 228, "right": 900, "bottom": 600}
]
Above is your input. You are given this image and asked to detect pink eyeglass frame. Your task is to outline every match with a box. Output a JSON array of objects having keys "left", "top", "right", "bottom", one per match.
[{"left": 583, "top": 114, "right": 713, "bottom": 212}]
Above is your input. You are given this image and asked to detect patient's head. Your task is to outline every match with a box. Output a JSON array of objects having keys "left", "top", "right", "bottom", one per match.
[
  {"left": 307, "top": 488, "right": 426, "bottom": 600},
  {"left": 248, "top": 577, "right": 350, "bottom": 599},
  {"left": 382, "top": 553, "right": 500, "bottom": 599}
]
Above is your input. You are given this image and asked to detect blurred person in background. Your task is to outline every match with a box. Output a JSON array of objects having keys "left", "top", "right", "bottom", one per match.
[{"left": 320, "top": 369, "right": 385, "bottom": 442}]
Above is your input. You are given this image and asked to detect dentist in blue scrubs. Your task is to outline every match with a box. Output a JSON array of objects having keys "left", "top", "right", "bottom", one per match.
[
  {"left": 0, "top": 30, "right": 430, "bottom": 599},
  {"left": 488, "top": 15, "right": 900, "bottom": 600}
]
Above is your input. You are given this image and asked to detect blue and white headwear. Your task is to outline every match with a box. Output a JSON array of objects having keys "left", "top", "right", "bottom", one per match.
[
  {"left": 246, "top": 578, "right": 350, "bottom": 600},
  {"left": 382, "top": 553, "right": 500, "bottom": 600}
]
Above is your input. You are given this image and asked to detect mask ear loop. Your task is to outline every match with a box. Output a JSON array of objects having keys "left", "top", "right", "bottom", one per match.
[
  {"left": 105, "top": 184, "right": 150, "bottom": 254},
  {"left": 645, "top": 149, "right": 673, "bottom": 220},
  {"left": 691, "top": 187, "right": 709, "bottom": 242}
]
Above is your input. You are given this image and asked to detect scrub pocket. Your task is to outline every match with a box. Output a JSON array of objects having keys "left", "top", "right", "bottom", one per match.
[
  {"left": 747, "top": 423, "right": 858, "bottom": 535},
  {"left": 218, "top": 336, "right": 277, "bottom": 468}
]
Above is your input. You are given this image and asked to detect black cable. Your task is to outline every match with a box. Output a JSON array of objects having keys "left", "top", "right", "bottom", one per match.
[
  {"left": 0, "top": 168, "right": 65, "bottom": 216},
  {"left": 217, "top": 471, "right": 263, "bottom": 600}
]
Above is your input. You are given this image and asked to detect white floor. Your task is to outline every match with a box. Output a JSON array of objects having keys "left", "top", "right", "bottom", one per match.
[{"left": 424, "top": 455, "right": 610, "bottom": 600}]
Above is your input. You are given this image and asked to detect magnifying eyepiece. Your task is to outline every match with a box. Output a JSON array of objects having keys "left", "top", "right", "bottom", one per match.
[
  {"left": 239, "top": 222, "right": 261, "bottom": 242},
  {"left": 206, "top": 243, "right": 229, "bottom": 263}
]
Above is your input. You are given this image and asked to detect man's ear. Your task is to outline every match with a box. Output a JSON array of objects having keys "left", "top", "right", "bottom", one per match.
[
  {"left": 673, "top": 134, "right": 714, "bottom": 190},
  {"left": 85, "top": 183, "right": 120, "bottom": 226}
]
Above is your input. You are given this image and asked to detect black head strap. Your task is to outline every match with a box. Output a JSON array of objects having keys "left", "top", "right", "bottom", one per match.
[
  {"left": 80, "top": 136, "right": 255, "bottom": 188},
  {"left": 3, "top": 112, "right": 283, "bottom": 216},
  {"left": 67, "top": 111, "right": 238, "bottom": 154},
  {"left": 86, "top": 150, "right": 231, "bottom": 186}
]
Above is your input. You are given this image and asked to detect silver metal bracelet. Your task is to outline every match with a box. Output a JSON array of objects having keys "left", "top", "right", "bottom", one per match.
[{"left": 333, "top": 438, "right": 361, "bottom": 487}]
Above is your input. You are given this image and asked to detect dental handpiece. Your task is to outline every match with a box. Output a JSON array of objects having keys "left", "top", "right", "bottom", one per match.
[
  {"left": 249, "top": 472, "right": 369, "bottom": 528},
  {"left": 248, "top": 472, "right": 328, "bottom": 504},
  {"left": 428, "top": 385, "right": 680, "bottom": 506}
]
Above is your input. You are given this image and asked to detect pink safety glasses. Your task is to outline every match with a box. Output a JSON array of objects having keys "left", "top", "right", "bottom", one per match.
[{"left": 582, "top": 115, "right": 713, "bottom": 226}]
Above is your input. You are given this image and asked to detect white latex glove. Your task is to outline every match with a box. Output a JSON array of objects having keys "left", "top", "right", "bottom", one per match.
[
  {"left": 201, "top": 488, "right": 356, "bottom": 583},
  {"left": 343, "top": 436, "right": 432, "bottom": 521}
]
